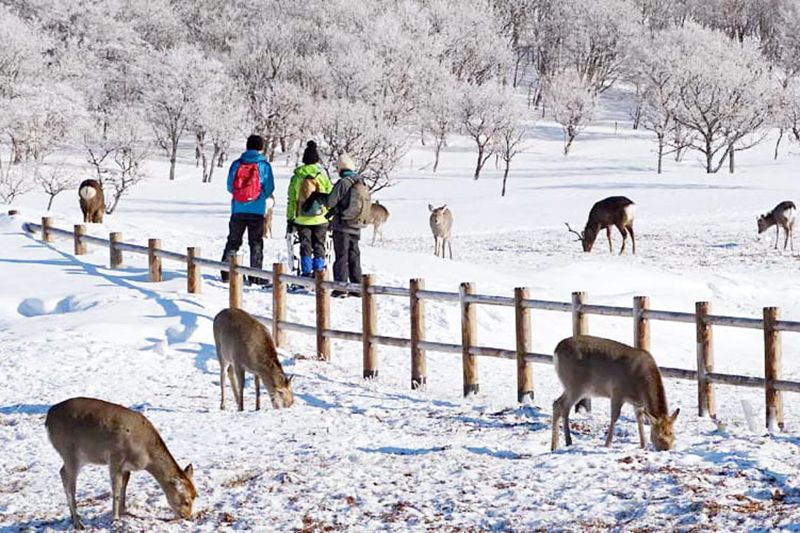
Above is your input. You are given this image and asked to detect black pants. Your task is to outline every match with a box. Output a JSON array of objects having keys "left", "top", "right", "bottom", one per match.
[
  {"left": 297, "top": 223, "right": 328, "bottom": 258},
  {"left": 332, "top": 231, "right": 361, "bottom": 283},
  {"left": 221, "top": 213, "right": 264, "bottom": 281}
]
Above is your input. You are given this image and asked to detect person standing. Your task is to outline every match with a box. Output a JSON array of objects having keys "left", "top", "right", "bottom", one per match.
[
  {"left": 286, "top": 141, "right": 333, "bottom": 277},
  {"left": 220, "top": 135, "right": 274, "bottom": 284},
  {"left": 304, "top": 153, "right": 370, "bottom": 297}
]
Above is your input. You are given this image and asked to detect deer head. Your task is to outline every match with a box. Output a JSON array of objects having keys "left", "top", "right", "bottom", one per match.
[
  {"left": 270, "top": 374, "right": 295, "bottom": 408},
  {"left": 645, "top": 408, "right": 680, "bottom": 451},
  {"left": 565, "top": 222, "right": 592, "bottom": 252},
  {"left": 757, "top": 214, "right": 770, "bottom": 234},
  {"left": 164, "top": 464, "right": 196, "bottom": 519}
]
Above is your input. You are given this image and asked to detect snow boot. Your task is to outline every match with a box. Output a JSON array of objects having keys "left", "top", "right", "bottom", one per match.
[
  {"left": 300, "top": 255, "right": 313, "bottom": 277},
  {"left": 313, "top": 256, "right": 326, "bottom": 272}
]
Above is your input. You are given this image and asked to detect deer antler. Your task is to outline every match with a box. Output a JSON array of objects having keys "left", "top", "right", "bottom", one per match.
[{"left": 564, "top": 222, "right": 583, "bottom": 242}]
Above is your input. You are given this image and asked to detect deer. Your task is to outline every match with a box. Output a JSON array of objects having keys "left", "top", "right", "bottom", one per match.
[
  {"left": 566, "top": 196, "right": 636, "bottom": 255},
  {"left": 213, "top": 307, "right": 294, "bottom": 410},
  {"left": 45, "top": 397, "right": 196, "bottom": 529},
  {"left": 551, "top": 335, "right": 679, "bottom": 452},
  {"left": 369, "top": 201, "right": 390, "bottom": 245},
  {"left": 428, "top": 204, "right": 453, "bottom": 259},
  {"left": 757, "top": 201, "right": 796, "bottom": 251},
  {"left": 78, "top": 179, "right": 105, "bottom": 224},
  {"left": 263, "top": 194, "right": 275, "bottom": 239}
]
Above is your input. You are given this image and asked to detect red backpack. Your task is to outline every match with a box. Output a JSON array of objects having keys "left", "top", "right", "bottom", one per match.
[{"left": 232, "top": 162, "right": 261, "bottom": 202}]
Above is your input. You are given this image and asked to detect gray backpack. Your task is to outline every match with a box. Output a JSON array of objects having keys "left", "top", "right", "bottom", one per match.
[{"left": 340, "top": 177, "right": 371, "bottom": 228}]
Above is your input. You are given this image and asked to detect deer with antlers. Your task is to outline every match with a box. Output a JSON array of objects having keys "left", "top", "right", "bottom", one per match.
[{"left": 566, "top": 196, "right": 636, "bottom": 254}]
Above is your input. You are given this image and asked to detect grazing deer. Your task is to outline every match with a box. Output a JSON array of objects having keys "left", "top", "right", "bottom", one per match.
[
  {"left": 263, "top": 194, "right": 275, "bottom": 239},
  {"left": 213, "top": 308, "right": 294, "bottom": 410},
  {"left": 45, "top": 397, "right": 196, "bottom": 529},
  {"left": 551, "top": 335, "right": 679, "bottom": 452},
  {"left": 428, "top": 203, "right": 453, "bottom": 258},
  {"left": 78, "top": 179, "right": 105, "bottom": 224},
  {"left": 369, "top": 201, "right": 390, "bottom": 245},
  {"left": 757, "top": 201, "right": 796, "bottom": 251},
  {"left": 566, "top": 196, "right": 636, "bottom": 254}
]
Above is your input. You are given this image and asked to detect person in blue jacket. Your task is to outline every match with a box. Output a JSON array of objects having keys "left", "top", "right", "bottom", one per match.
[{"left": 220, "top": 135, "right": 274, "bottom": 283}]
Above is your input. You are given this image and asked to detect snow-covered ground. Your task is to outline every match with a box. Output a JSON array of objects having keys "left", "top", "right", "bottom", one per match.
[{"left": 3, "top": 105, "right": 800, "bottom": 530}]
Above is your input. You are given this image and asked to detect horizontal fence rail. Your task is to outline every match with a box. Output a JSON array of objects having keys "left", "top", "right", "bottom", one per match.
[{"left": 18, "top": 212, "right": 800, "bottom": 431}]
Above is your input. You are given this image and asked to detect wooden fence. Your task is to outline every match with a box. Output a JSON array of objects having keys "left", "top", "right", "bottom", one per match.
[{"left": 18, "top": 213, "right": 800, "bottom": 431}]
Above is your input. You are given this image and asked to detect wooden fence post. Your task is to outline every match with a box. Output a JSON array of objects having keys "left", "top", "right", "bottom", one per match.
[
  {"left": 572, "top": 291, "right": 590, "bottom": 411},
  {"left": 109, "top": 232, "right": 123, "bottom": 269},
  {"left": 461, "top": 282, "right": 479, "bottom": 396},
  {"left": 187, "top": 247, "right": 201, "bottom": 294},
  {"left": 42, "top": 216, "right": 53, "bottom": 243},
  {"left": 148, "top": 239, "right": 162, "bottom": 282},
  {"left": 229, "top": 255, "right": 242, "bottom": 309},
  {"left": 515, "top": 287, "right": 534, "bottom": 403},
  {"left": 764, "top": 306, "right": 784, "bottom": 431},
  {"left": 272, "top": 262, "right": 286, "bottom": 348},
  {"left": 410, "top": 278, "right": 427, "bottom": 390},
  {"left": 315, "top": 270, "right": 330, "bottom": 361},
  {"left": 633, "top": 296, "right": 650, "bottom": 351},
  {"left": 695, "top": 301, "right": 715, "bottom": 418},
  {"left": 362, "top": 274, "right": 378, "bottom": 379},
  {"left": 73, "top": 224, "right": 86, "bottom": 255}
]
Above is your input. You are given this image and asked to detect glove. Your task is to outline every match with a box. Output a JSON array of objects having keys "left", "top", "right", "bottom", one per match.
[{"left": 286, "top": 220, "right": 294, "bottom": 235}]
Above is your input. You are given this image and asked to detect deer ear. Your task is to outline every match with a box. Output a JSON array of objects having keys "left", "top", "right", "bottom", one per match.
[
  {"left": 670, "top": 408, "right": 680, "bottom": 422},
  {"left": 428, "top": 204, "right": 434, "bottom": 212},
  {"left": 442, "top": 204, "right": 447, "bottom": 210},
  {"left": 287, "top": 374, "right": 295, "bottom": 385},
  {"left": 184, "top": 464, "right": 193, "bottom": 479}
]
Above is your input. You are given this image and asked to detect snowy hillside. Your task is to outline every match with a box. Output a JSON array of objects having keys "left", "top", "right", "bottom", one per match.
[{"left": 3, "top": 105, "right": 800, "bottom": 531}]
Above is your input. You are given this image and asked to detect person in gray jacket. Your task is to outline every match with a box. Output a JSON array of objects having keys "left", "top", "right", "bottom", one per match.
[{"left": 303, "top": 153, "right": 364, "bottom": 297}]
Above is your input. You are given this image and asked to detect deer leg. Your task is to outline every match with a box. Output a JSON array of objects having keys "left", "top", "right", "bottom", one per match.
[
  {"left": 551, "top": 393, "right": 565, "bottom": 451},
  {"left": 119, "top": 471, "right": 131, "bottom": 515},
  {"left": 616, "top": 223, "right": 628, "bottom": 255},
  {"left": 255, "top": 376, "right": 261, "bottom": 411},
  {"left": 627, "top": 225, "right": 636, "bottom": 255},
  {"left": 109, "top": 459, "right": 124, "bottom": 521},
  {"left": 775, "top": 225, "right": 780, "bottom": 249},
  {"left": 219, "top": 362, "right": 227, "bottom": 410},
  {"left": 606, "top": 226, "right": 613, "bottom": 253},
  {"left": 229, "top": 365, "right": 243, "bottom": 412},
  {"left": 606, "top": 396, "right": 623, "bottom": 447},
  {"left": 60, "top": 462, "right": 84, "bottom": 530},
  {"left": 784, "top": 226, "right": 790, "bottom": 250},
  {"left": 235, "top": 365, "right": 246, "bottom": 411},
  {"left": 635, "top": 408, "right": 646, "bottom": 448},
  {"left": 372, "top": 226, "right": 377, "bottom": 246},
  {"left": 447, "top": 238, "right": 453, "bottom": 259}
]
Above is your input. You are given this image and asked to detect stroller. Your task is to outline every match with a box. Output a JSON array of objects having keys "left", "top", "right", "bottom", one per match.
[{"left": 285, "top": 229, "right": 333, "bottom": 293}]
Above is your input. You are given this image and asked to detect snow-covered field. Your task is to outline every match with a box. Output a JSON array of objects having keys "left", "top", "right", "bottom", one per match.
[{"left": 3, "top": 107, "right": 800, "bottom": 531}]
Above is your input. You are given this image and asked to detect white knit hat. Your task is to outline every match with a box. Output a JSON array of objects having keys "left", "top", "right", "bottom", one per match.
[{"left": 336, "top": 153, "right": 356, "bottom": 172}]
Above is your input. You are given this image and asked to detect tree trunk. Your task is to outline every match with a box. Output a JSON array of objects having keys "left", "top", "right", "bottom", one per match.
[
  {"left": 501, "top": 160, "right": 510, "bottom": 196},
  {"left": 657, "top": 134, "right": 664, "bottom": 174},
  {"left": 775, "top": 128, "right": 784, "bottom": 160},
  {"left": 564, "top": 132, "right": 575, "bottom": 156},
  {"left": 433, "top": 140, "right": 443, "bottom": 173},
  {"left": 201, "top": 151, "right": 209, "bottom": 183},
  {"left": 46, "top": 194, "right": 56, "bottom": 211},
  {"left": 728, "top": 144, "right": 734, "bottom": 174},
  {"left": 632, "top": 103, "right": 641, "bottom": 130},
  {"left": 217, "top": 150, "right": 225, "bottom": 168},
  {"left": 208, "top": 145, "right": 222, "bottom": 182},
  {"left": 169, "top": 136, "right": 179, "bottom": 181},
  {"left": 474, "top": 146, "right": 483, "bottom": 179},
  {"left": 705, "top": 138, "right": 713, "bottom": 173}
]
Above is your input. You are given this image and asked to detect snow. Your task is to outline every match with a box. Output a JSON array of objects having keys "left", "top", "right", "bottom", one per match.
[{"left": 3, "top": 105, "right": 800, "bottom": 530}]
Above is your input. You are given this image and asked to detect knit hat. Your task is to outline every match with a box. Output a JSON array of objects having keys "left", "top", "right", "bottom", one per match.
[
  {"left": 336, "top": 153, "right": 356, "bottom": 172},
  {"left": 302, "top": 140, "right": 320, "bottom": 165}
]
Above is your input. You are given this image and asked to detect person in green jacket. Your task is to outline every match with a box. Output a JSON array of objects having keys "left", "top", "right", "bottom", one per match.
[{"left": 286, "top": 140, "right": 333, "bottom": 276}]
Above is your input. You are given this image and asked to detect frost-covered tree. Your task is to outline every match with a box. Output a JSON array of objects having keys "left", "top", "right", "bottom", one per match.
[
  {"left": 142, "top": 46, "right": 207, "bottom": 181},
  {"left": 459, "top": 83, "right": 509, "bottom": 179},
  {"left": 544, "top": 70, "right": 597, "bottom": 155},
  {"left": 495, "top": 102, "right": 528, "bottom": 196},
  {"left": 35, "top": 164, "right": 75, "bottom": 211},
  {"left": 421, "top": 78, "right": 459, "bottom": 172},
  {"left": 0, "top": 162, "right": 35, "bottom": 204},
  {"left": 670, "top": 25, "right": 774, "bottom": 173}
]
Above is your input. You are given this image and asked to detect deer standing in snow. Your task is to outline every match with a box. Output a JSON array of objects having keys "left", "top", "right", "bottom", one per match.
[
  {"left": 757, "top": 201, "right": 796, "bottom": 251},
  {"left": 551, "top": 335, "right": 679, "bottom": 451},
  {"left": 263, "top": 194, "right": 275, "bottom": 239},
  {"left": 428, "top": 204, "right": 453, "bottom": 258},
  {"left": 213, "top": 308, "right": 294, "bottom": 410},
  {"left": 78, "top": 179, "right": 105, "bottom": 224},
  {"left": 369, "top": 201, "right": 390, "bottom": 245},
  {"left": 566, "top": 196, "right": 636, "bottom": 254},
  {"left": 46, "top": 397, "right": 196, "bottom": 529}
]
